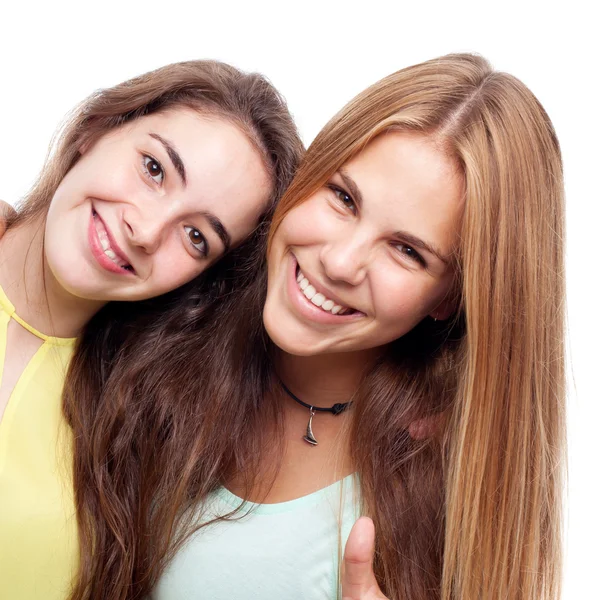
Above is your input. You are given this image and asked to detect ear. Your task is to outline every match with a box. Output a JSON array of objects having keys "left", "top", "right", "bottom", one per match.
[
  {"left": 77, "top": 130, "right": 98, "bottom": 156},
  {"left": 78, "top": 140, "right": 91, "bottom": 156},
  {"left": 429, "top": 294, "right": 455, "bottom": 321}
]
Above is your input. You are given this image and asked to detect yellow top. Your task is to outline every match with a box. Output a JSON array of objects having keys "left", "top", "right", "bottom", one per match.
[{"left": 0, "top": 285, "right": 78, "bottom": 599}]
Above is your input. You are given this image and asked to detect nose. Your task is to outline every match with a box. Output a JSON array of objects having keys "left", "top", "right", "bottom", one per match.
[
  {"left": 122, "top": 207, "right": 169, "bottom": 255},
  {"left": 319, "top": 234, "right": 369, "bottom": 286}
]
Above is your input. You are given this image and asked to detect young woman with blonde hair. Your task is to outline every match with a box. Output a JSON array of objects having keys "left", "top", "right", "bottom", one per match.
[
  {"left": 0, "top": 60, "right": 303, "bottom": 599},
  {"left": 63, "top": 53, "right": 565, "bottom": 600},
  {"left": 259, "top": 52, "right": 565, "bottom": 599}
]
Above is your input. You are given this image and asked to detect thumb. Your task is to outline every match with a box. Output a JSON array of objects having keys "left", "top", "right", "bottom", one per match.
[{"left": 342, "top": 517, "right": 385, "bottom": 599}]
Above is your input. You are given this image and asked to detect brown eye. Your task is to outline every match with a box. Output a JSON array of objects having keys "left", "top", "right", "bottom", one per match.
[
  {"left": 184, "top": 226, "right": 208, "bottom": 257},
  {"left": 143, "top": 155, "right": 164, "bottom": 184},
  {"left": 393, "top": 242, "right": 426, "bottom": 267},
  {"left": 188, "top": 228, "right": 202, "bottom": 244},
  {"left": 328, "top": 184, "right": 357, "bottom": 214}
]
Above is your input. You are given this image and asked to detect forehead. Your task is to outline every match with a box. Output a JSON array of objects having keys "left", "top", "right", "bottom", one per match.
[
  {"left": 127, "top": 108, "right": 255, "bottom": 170},
  {"left": 128, "top": 108, "right": 272, "bottom": 244},
  {"left": 344, "top": 131, "right": 464, "bottom": 255}
]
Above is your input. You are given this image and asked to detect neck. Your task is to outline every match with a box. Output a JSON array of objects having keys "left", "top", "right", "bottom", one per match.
[
  {"left": 0, "top": 216, "right": 105, "bottom": 338},
  {"left": 276, "top": 347, "right": 381, "bottom": 409}
]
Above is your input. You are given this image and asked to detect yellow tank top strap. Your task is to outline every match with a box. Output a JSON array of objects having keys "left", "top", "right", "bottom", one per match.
[
  {"left": 0, "top": 284, "right": 76, "bottom": 346},
  {"left": 0, "top": 284, "right": 16, "bottom": 316}
]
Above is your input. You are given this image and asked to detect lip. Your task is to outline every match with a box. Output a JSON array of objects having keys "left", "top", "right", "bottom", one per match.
[
  {"left": 286, "top": 254, "right": 364, "bottom": 325},
  {"left": 88, "top": 207, "right": 135, "bottom": 276}
]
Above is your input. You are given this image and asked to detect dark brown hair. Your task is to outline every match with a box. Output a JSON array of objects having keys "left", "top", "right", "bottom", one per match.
[
  {"left": 6, "top": 60, "right": 303, "bottom": 600},
  {"left": 76, "top": 54, "right": 564, "bottom": 600}
]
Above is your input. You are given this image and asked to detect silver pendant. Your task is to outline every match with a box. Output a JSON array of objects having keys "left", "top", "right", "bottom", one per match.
[{"left": 303, "top": 408, "right": 318, "bottom": 446}]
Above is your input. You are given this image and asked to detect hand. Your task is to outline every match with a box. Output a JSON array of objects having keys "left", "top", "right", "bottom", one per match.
[
  {"left": 0, "top": 200, "right": 17, "bottom": 238},
  {"left": 342, "top": 517, "right": 388, "bottom": 600}
]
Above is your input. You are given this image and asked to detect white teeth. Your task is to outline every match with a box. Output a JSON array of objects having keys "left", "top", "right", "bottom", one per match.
[
  {"left": 104, "top": 247, "right": 128, "bottom": 268},
  {"left": 94, "top": 214, "right": 130, "bottom": 270},
  {"left": 311, "top": 293, "right": 325, "bottom": 307},
  {"left": 295, "top": 268, "right": 354, "bottom": 316},
  {"left": 304, "top": 285, "right": 316, "bottom": 300}
]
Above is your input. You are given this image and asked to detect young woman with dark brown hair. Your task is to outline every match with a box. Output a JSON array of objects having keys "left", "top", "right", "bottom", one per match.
[
  {"left": 0, "top": 60, "right": 303, "bottom": 599},
  {"left": 60, "top": 53, "right": 564, "bottom": 600}
]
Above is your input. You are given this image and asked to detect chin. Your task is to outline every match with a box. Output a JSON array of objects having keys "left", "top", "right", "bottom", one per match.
[
  {"left": 54, "top": 275, "right": 107, "bottom": 302},
  {"left": 45, "top": 254, "right": 106, "bottom": 302},
  {"left": 262, "top": 310, "right": 319, "bottom": 357},
  {"left": 272, "top": 337, "right": 322, "bottom": 357}
]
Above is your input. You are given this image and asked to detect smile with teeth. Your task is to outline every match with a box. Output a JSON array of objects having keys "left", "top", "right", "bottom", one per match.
[
  {"left": 93, "top": 212, "right": 132, "bottom": 271},
  {"left": 296, "top": 268, "right": 354, "bottom": 315}
]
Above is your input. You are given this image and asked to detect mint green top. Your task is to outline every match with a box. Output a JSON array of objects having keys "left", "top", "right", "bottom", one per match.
[{"left": 152, "top": 474, "right": 360, "bottom": 599}]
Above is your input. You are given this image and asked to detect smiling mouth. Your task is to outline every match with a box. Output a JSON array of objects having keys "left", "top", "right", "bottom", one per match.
[
  {"left": 92, "top": 210, "right": 134, "bottom": 272},
  {"left": 295, "top": 265, "right": 358, "bottom": 316}
]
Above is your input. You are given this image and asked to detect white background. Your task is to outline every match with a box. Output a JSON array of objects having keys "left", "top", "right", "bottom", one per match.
[{"left": 1, "top": 1, "right": 597, "bottom": 596}]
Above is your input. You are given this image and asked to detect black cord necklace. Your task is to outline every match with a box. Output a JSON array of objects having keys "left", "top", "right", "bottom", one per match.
[{"left": 278, "top": 379, "right": 352, "bottom": 446}]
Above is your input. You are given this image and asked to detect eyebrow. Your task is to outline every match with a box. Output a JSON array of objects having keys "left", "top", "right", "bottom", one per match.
[
  {"left": 392, "top": 230, "right": 449, "bottom": 265},
  {"left": 149, "top": 133, "right": 187, "bottom": 186},
  {"left": 201, "top": 211, "right": 231, "bottom": 254},
  {"left": 339, "top": 168, "right": 364, "bottom": 209},
  {"left": 149, "top": 133, "right": 231, "bottom": 255},
  {"left": 336, "top": 168, "right": 450, "bottom": 265}
]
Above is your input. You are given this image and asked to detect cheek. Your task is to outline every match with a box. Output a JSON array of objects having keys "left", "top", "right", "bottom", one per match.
[
  {"left": 277, "top": 197, "right": 336, "bottom": 247},
  {"left": 57, "top": 155, "right": 137, "bottom": 210},
  {"left": 148, "top": 243, "right": 205, "bottom": 295},
  {"left": 47, "top": 174, "right": 82, "bottom": 219},
  {"left": 371, "top": 271, "right": 444, "bottom": 331},
  {"left": 44, "top": 195, "right": 92, "bottom": 284}
]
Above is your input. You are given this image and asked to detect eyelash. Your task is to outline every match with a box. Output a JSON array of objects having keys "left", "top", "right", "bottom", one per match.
[
  {"left": 392, "top": 242, "right": 426, "bottom": 267},
  {"left": 184, "top": 226, "right": 209, "bottom": 258},
  {"left": 327, "top": 184, "right": 357, "bottom": 215},
  {"left": 327, "top": 183, "right": 426, "bottom": 268},
  {"left": 141, "top": 154, "right": 165, "bottom": 186},
  {"left": 139, "top": 154, "right": 207, "bottom": 258}
]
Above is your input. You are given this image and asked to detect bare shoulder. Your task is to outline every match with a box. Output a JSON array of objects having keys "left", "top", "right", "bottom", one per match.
[{"left": 0, "top": 200, "right": 17, "bottom": 238}]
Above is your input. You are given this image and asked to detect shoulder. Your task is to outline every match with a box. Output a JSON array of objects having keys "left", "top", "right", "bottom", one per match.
[{"left": 0, "top": 200, "right": 17, "bottom": 238}]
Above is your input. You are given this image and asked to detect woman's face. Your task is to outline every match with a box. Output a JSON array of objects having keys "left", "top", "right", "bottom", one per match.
[
  {"left": 264, "top": 131, "right": 464, "bottom": 357},
  {"left": 44, "top": 108, "right": 271, "bottom": 302}
]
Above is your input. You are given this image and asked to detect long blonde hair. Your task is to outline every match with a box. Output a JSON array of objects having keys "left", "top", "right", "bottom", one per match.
[{"left": 269, "top": 53, "right": 565, "bottom": 599}]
